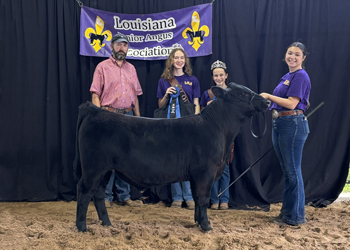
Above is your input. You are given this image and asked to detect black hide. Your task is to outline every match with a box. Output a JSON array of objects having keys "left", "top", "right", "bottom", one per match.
[
  {"left": 74, "top": 83, "right": 270, "bottom": 232},
  {"left": 1, "top": 1, "right": 350, "bottom": 211}
]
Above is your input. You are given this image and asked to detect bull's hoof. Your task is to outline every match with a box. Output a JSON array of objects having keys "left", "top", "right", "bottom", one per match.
[
  {"left": 75, "top": 225, "right": 87, "bottom": 232},
  {"left": 200, "top": 223, "right": 212, "bottom": 232},
  {"left": 101, "top": 220, "right": 112, "bottom": 226}
]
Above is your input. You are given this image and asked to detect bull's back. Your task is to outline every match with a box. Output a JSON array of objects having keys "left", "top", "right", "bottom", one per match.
[{"left": 78, "top": 108, "right": 212, "bottom": 186}]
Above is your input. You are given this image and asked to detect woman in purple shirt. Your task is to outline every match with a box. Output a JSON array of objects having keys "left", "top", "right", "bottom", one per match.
[
  {"left": 260, "top": 42, "right": 311, "bottom": 226},
  {"left": 156, "top": 48, "right": 201, "bottom": 210}
]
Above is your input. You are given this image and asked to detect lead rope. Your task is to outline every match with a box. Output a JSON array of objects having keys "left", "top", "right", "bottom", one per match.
[{"left": 250, "top": 112, "right": 267, "bottom": 138}]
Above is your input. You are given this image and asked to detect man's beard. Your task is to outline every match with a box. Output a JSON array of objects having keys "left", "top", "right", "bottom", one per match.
[{"left": 112, "top": 49, "right": 126, "bottom": 60}]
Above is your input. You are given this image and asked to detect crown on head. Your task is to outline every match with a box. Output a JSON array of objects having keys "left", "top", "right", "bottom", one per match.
[
  {"left": 172, "top": 43, "right": 184, "bottom": 49},
  {"left": 211, "top": 60, "right": 227, "bottom": 71}
]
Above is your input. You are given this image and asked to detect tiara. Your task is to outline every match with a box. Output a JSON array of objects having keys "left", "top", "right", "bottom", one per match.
[
  {"left": 172, "top": 43, "right": 184, "bottom": 49},
  {"left": 211, "top": 60, "right": 227, "bottom": 71}
]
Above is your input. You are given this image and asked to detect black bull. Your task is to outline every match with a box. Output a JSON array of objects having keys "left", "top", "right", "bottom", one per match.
[{"left": 74, "top": 82, "right": 270, "bottom": 232}]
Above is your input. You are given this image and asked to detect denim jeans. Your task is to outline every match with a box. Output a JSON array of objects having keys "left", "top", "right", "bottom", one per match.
[
  {"left": 171, "top": 181, "right": 193, "bottom": 202},
  {"left": 272, "top": 114, "right": 309, "bottom": 225},
  {"left": 105, "top": 109, "right": 133, "bottom": 202},
  {"left": 105, "top": 171, "right": 131, "bottom": 202},
  {"left": 211, "top": 164, "right": 230, "bottom": 204}
]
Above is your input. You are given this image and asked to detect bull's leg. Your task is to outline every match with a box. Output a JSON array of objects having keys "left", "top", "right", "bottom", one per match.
[
  {"left": 76, "top": 179, "right": 94, "bottom": 232},
  {"left": 93, "top": 172, "right": 112, "bottom": 227},
  {"left": 194, "top": 202, "right": 200, "bottom": 224},
  {"left": 191, "top": 179, "right": 213, "bottom": 232}
]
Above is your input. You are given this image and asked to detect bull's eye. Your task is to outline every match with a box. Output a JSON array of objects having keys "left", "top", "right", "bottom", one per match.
[{"left": 239, "top": 93, "right": 249, "bottom": 98}]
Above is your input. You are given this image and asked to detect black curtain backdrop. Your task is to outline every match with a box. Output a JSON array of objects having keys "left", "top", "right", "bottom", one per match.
[{"left": 1, "top": 0, "right": 349, "bottom": 208}]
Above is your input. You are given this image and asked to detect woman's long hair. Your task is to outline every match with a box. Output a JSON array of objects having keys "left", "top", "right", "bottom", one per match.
[{"left": 161, "top": 48, "right": 192, "bottom": 80}]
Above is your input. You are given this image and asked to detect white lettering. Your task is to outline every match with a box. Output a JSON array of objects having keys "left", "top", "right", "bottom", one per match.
[
  {"left": 127, "top": 44, "right": 184, "bottom": 58},
  {"left": 114, "top": 16, "right": 176, "bottom": 31},
  {"left": 127, "top": 33, "right": 145, "bottom": 43},
  {"left": 145, "top": 32, "right": 173, "bottom": 42}
]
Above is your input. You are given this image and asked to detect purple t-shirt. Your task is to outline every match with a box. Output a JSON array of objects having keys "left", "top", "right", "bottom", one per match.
[
  {"left": 200, "top": 90, "right": 211, "bottom": 107},
  {"left": 270, "top": 69, "right": 311, "bottom": 111},
  {"left": 156, "top": 74, "right": 201, "bottom": 104}
]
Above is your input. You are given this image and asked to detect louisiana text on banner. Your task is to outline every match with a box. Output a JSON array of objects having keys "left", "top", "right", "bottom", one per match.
[{"left": 79, "top": 4, "right": 212, "bottom": 60}]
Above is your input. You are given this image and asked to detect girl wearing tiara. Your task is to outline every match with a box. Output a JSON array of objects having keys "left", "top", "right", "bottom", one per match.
[{"left": 200, "top": 60, "right": 230, "bottom": 210}]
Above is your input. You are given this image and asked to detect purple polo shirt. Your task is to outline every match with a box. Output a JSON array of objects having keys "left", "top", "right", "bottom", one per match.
[
  {"left": 90, "top": 56, "right": 143, "bottom": 109},
  {"left": 270, "top": 69, "right": 311, "bottom": 111},
  {"left": 156, "top": 74, "right": 201, "bottom": 104}
]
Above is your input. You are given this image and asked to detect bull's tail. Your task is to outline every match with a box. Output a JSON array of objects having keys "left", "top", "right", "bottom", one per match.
[
  {"left": 73, "top": 109, "right": 83, "bottom": 182},
  {"left": 73, "top": 102, "right": 95, "bottom": 182}
]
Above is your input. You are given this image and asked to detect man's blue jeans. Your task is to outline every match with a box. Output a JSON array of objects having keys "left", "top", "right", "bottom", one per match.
[
  {"left": 105, "top": 171, "right": 131, "bottom": 202},
  {"left": 105, "top": 109, "right": 133, "bottom": 202},
  {"left": 272, "top": 114, "right": 309, "bottom": 225},
  {"left": 171, "top": 181, "right": 193, "bottom": 202},
  {"left": 211, "top": 164, "right": 230, "bottom": 204}
]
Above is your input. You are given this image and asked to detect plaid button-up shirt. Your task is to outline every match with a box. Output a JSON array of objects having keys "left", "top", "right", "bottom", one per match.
[{"left": 90, "top": 56, "right": 143, "bottom": 109}]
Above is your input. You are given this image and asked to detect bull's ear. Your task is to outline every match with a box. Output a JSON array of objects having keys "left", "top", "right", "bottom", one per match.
[
  {"left": 227, "top": 82, "right": 239, "bottom": 88},
  {"left": 211, "top": 86, "right": 226, "bottom": 98}
]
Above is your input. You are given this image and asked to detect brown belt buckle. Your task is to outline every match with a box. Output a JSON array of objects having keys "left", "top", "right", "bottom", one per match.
[
  {"left": 116, "top": 109, "right": 126, "bottom": 114},
  {"left": 272, "top": 110, "right": 279, "bottom": 120}
]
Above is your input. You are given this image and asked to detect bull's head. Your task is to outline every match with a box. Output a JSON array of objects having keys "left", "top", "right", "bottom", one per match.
[{"left": 212, "top": 82, "right": 270, "bottom": 115}]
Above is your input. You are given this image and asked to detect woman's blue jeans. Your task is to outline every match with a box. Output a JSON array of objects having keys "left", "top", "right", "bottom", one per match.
[
  {"left": 105, "top": 171, "right": 131, "bottom": 202},
  {"left": 171, "top": 181, "right": 193, "bottom": 202},
  {"left": 211, "top": 164, "right": 230, "bottom": 204},
  {"left": 272, "top": 114, "right": 309, "bottom": 225}
]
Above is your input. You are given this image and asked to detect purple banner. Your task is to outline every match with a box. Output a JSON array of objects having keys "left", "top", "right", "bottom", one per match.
[{"left": 80, "top": 4, "right": 212, "bottom": 60}]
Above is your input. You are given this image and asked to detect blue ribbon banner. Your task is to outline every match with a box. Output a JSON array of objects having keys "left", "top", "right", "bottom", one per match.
[
  {"left": 79, "top": 4, "right": 212, "bottom": 60},
  {"left": 167, "top": 86, "right": 181, "bottom": 118}
]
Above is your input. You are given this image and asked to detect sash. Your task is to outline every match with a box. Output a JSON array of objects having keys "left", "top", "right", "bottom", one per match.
[
  {"left": 228, "top": 143, "right": 234, "bottom": 164},
  {"left": 208, "top": 88, "right": 215, "bottom": 100},
  {"left": 153, "top": 78, "right": 195, "bottom": 118},
  {"left": 169, "top": 77, "right": 190, "bottom": 103}
]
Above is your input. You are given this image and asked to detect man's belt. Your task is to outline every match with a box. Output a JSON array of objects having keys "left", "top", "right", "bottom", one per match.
[
  {"left": 272, "top": 109, "right": 303, "bottom": 120},
  {"left": 102, "top": 106, "right": 133, "bottom": 114}
]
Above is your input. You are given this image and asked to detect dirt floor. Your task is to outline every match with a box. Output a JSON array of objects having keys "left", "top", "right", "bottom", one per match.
[{"left": 0, "top": 198, "right": 349, "bottom": 250}]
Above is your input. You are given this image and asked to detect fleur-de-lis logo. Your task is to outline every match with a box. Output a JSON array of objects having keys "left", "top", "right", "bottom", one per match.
[
  {"left": 182, "top": 11, "right": 209, "bottom": 51},
  {"left": 85, "top": 16, "right": 112, "bottom": 52}
]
